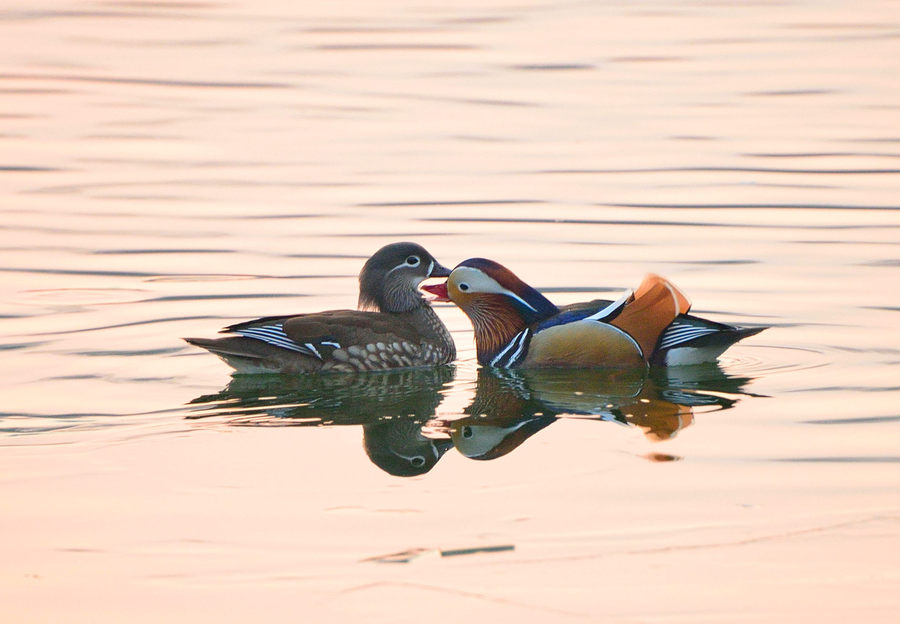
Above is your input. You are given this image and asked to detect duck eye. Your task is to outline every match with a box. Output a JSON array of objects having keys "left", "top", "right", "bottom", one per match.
[
  {"left": 458, "top": 283, "right": 470, "bottom": 292},
  {"left": 405, "top": 255, "right": 420, "bottom": 266},
  {"left": 410, "top": 456, "right": 425, "bottom": 467}
]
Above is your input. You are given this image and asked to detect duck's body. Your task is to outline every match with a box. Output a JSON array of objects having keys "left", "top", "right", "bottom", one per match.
[
  {"left": 185, "top": 242, "right": 456, "bottom": 373},
  {"left": 423, "top": 258, "right": 765, "bottom": 369},
  {"left": 531, "top": 298, "right": 765, "bottom": 368}
]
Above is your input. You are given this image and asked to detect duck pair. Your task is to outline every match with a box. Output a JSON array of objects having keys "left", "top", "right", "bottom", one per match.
[{"left": 185, "top": 242, "right": 764, "bottom": 373}]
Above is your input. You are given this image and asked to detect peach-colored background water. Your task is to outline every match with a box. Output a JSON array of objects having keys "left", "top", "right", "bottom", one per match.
[{"left": 2, "top": 1, "right": 899, "bottom": 622}]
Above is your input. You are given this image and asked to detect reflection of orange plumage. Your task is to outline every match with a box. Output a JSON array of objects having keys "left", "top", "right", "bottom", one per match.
[
  {"left": 622, "top": 399, "right": 695, "bottom": 441},
  {"left": 611, "top": 273, "right": 692, "bottom": 362}
]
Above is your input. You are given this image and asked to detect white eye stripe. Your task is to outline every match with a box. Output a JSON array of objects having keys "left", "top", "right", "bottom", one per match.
[
  {"left": 450, "top": 267, "right": 537, "bottom": 311},
  {"left": 387, "top": 255, "right": 424, "bottom": 274},
  {"left": 503, "top": 290, "right": 538, "bottom": 312}
]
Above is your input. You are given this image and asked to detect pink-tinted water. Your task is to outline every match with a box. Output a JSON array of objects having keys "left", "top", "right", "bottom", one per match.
[{"left": 1, "top": 1, "right": 898, "bottom": 622}]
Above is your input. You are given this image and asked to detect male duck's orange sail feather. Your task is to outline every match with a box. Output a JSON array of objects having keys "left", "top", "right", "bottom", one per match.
[{"left": 610, "top": 273, "right": 692, "bottom": 362}]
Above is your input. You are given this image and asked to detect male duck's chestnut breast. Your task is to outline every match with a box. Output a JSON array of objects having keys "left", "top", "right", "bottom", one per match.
[{"left": 523, "top": 321, "right": 645, "bottom": 369}]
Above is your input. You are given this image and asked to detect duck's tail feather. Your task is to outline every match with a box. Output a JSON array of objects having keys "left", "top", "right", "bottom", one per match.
[
  {"left": 184, "top": 336, "right": 300, "bottom": 374},
  {"left": 650, "top": 319, "right": 767, "bottom": 366}
]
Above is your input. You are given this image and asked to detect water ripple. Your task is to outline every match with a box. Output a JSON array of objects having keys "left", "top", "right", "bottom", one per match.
[
  {"left": 744, "top": 151, "right": 900, "bottom": 159},
  {"left": 142, "top": 293, "right": 302, "bottom": 303},
  {"left": 0, "top": 165, "right": 61, "bottom": 172},
  {"left": 774, "top": 456, "right": 900, "bottom": 463},
  {"left": 424, "top": 217, "right": 898, "bottom": 230},
  {"left": 537, "top": 166, "right": 900, "bottom": 175},
  {"left": 804, "top": 415, "right": 900, "bottom": 425},
  {"left": 510, "top": 63, "right": 593, "bottom": 71},
  {"left": 30, "top": 315, "right": 228, "bottom": 336},
  {"left": 717, "top": 345, "right": 830, "bottom": 378},
  {"left": 93, "top": 248, "right": 235, "bottom": 255},
  {"left": 607, "top": 203, "right": 899, "bottom": 211},
  {"left": 360, "top": 199, "right": 543, "bottom": 207},
  {"left": 314, "top": 44, "right": 478, "bottom": 51},
  {"left": 0, "top": 72, "right": 289, "bottom": 89}
]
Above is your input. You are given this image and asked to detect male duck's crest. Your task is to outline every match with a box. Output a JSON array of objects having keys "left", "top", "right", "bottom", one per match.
[{"left": 445, "top": 258, "right": 559, "bottom": 322}]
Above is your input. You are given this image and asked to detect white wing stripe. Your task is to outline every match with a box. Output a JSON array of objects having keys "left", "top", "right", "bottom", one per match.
[
  {"left": 235, "top": 325, "right": 308, "bottom": 354},
  {"left": 490, "top": 330, "right": 522, "bottom": 367},
  {"left": 658, "top": 324, "right": 719, "bottom": 349},
  {"left": 660, "top": 328, "right": 717, "bottom": 342},
  {"left": 490, "top": 329, "right": 530, "bottom": 368},
  {"left": 663, "top": 327, "right": 716, "bottom": 338},
  {"left": 506, "top": 329, "right": 531, "bottom": 367},
  {"left": 584, "top": 290, "right": 633, "bottom": 322}
]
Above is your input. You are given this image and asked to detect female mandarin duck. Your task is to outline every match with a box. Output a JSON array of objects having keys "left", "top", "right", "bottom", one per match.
[
  {"left": 422, "top": 258, "right": 765, "bottom": 369},
  {"left": 185, "top": 242, "right": 456, "bottom": 373}
]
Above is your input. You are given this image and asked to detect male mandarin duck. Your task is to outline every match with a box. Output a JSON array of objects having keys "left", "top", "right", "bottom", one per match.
[
  {"left": 422, "top": 258, "right": 765, "bottom": 369},
  {"left": 184, "top": 242, "right": 456, "bottom": 373}
]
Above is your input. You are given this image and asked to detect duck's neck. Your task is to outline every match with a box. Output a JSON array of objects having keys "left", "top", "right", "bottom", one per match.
[
  {"left": 359, "top": 283, "right": 422, "bottom": 314},
  {"left": 406, "top": 301, "right": 456, "bottom": 362},
  {"left": 469, "top": 300, "right": 529, "bottom": 365}
]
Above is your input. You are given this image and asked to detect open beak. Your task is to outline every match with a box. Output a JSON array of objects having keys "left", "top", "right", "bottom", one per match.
[{"left": 421, "top": 281, "right": 451, "bottom": 302}]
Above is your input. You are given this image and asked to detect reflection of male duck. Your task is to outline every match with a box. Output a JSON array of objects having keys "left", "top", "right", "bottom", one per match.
[
  {"left": 188, "top": 366, "right": 455, "bottom": 476},
  {"left": 440, "top": 365, "right": 757, "bottom": 459}
]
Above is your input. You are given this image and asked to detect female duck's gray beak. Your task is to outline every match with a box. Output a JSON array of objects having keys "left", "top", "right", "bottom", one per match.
[{"left": 429, "top": 260, "right": 452, "bottom": 278}]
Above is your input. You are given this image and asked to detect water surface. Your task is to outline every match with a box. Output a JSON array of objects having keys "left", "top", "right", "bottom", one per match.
[{"left": 2, "top": 1, "right": 899, "bottom": 622}]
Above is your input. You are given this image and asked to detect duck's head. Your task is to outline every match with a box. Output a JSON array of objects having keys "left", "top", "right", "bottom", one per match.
[
  {"left": 358, "top": 242, "right": 452, "bottom": 313},
  {"left": 363, "top": 419, "right": 454, "bottom": 477},
  {"left": 450, "top": 415, "right": 557, "bottom": 460},
  {"left": 422, "top": 258, "right": 559, "bottom": 362}
]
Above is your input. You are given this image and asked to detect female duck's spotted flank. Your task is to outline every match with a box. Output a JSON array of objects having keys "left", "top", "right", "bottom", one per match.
[
  {"left": 423, "top": 258, "right": 766, "bottom": 369},
  {"left": 185, "top": 242, "right": 456, "bottom": 373}
]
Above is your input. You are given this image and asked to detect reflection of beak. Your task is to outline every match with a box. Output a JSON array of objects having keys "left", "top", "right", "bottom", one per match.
[
  {"left": 421, "top": 281, "right": 451, "bottom": 302},
  {"left": 429, "top": 261, "right": 452, "bottom": 278}
]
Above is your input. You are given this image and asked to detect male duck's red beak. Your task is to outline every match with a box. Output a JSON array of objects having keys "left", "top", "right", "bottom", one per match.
[{"left": 421, "top": 281, "right": 451, "bottom": 302}]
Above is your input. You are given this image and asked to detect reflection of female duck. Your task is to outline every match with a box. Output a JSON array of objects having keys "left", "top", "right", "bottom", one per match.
[
  {"left": 440, "top": 365, "right": 756, "bottom": 460},
  {"left": 187, "top": 366, "right": 455, "bottom": 476}
]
